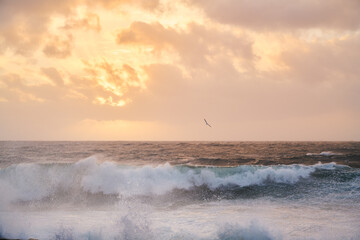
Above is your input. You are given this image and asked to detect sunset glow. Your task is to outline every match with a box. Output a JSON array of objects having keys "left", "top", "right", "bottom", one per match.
[{"left": 1, "top": 0, "right": 359, "bottom": 140}]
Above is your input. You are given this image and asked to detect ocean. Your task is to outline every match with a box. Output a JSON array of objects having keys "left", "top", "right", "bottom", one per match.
[{"left": 0, "top": 141, "right": 359, "bottom": 240}]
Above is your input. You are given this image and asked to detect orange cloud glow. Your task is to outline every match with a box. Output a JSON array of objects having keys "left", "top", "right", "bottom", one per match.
[{"left": 0, "top": 0, "right": 359, "bottom": 140}]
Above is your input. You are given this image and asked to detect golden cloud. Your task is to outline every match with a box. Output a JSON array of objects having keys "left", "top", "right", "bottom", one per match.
[
  {"left": 83, "top": 60, "right": 143, "bottom": 107},
  {"left": 43, "top": 34, "right": 73, "bottom": 58}
]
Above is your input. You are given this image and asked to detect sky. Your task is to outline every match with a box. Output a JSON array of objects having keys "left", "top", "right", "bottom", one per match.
[{"left": 0, "top": 0, "right": 360, "bottom": 141}]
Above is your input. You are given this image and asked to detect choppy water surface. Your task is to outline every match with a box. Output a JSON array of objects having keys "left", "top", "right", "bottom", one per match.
[{"left": 0, "top": 141, "right": 359, "bottom": 239}]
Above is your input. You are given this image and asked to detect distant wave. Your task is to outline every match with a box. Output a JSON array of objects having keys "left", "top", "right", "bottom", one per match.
[
  {"left": 0, "top": 156, "right": 344, "bottom": 207},
  {"left": 306, "top": 151, "right": 343, "bottom": 157}
]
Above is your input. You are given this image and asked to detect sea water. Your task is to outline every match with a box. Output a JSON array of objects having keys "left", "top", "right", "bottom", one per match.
[{"left": 0, "top": 141, "right": 359, "bottom": 239}]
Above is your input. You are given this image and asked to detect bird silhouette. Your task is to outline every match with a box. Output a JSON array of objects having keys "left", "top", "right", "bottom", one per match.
[{"left": 204, "top": 118, "right": 212, "bottom": 127}]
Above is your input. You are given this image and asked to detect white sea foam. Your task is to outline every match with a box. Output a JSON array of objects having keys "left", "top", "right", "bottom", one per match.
[
  {"left": 306, "top": 151, "right": 343, "bottom": 156},
  {"left": 0, "top": 157, "right": 340, "bottom": 207},
  {"left": 0, "top": 210, "right": 279, "bottom": 240}
]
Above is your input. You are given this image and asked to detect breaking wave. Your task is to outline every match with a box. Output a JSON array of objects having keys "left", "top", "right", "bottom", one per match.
[{"left": 0, "top": 156, "right": 343, "bottom": 207}]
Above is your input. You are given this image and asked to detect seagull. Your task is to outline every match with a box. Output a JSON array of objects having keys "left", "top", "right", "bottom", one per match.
[{"left": 204, "top": 118, "right": 212, "bottom": 128}]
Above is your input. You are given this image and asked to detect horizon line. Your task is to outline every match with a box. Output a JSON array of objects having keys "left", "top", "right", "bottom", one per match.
[{"left": 0, "top": 140, "right": 359, "bottom": 142}]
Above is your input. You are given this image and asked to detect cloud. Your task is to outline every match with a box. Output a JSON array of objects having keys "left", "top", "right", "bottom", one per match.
[
  {"left": 0, "top": 0, "right": 76, "bottom": 55},
  {"left": 62, "top": 12, "right": 101, "bottom": 32},
  {"left": 1, "top": 59, "right": 142, "bottom": 108},
  {"left": 117, "top": 21, "right": 255, "bottom": 73},
  {"left": 82, "top": 60, "right": 143, "bottom": 107},
  {"left": 87, "top": 0, "right": 160, "bottom": 10},
  {"left": 0, "top": 0, "right": 160, "bottom": 56},
  {"left": 279, "top": 35, "right": 360, "bottom": 82},
  {"left": 0, "top": 74, "right": 45, "bottom": 102},
  {"left": 43, "top": 34, "right": 73, "bottom": 58},
  {"left": 190, "top": 0, "right": 360, "bottom": 30},
  {"left": 0, "top": 68, "right": 79, "bottom": 104},
  {"left": 41, "top": 67, "right": 65, "bottom": 86}
]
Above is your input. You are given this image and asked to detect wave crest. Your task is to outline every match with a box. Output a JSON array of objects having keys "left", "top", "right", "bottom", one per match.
[
  {"left": 306, "top": 151, "right": 343, "bottom": 157},
  {"left": 0, "top": 157, "right": 339, "bottom": 206}
]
